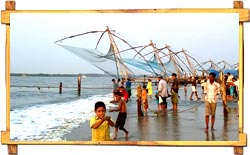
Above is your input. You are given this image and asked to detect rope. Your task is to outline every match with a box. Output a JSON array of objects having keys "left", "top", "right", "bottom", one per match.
[
  {"left": 170, "top": 101, "right": 204, "bottom": 114},
  {"left": 141, "top": 100, "right": 204, "bottom": 115}
]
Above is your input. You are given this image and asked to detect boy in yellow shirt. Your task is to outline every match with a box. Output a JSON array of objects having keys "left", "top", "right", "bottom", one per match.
[{"left": 90, "top": 101, "right": 114, "bottom": 141}]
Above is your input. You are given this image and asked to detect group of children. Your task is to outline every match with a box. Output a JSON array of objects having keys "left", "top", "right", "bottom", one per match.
[
  {"left": 90, "top": 90, "right": 129, "bottom": 141},
  {"left": 90, "top": 74, "right": 180, "bottom": 141},
  {"left": 90, "top": 78, "right": 153, "bottom": 141}
]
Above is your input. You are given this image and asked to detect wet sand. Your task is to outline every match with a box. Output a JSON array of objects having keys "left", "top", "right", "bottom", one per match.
[{"left": 63, "top": 86, "right": 239, "bottom": 141}]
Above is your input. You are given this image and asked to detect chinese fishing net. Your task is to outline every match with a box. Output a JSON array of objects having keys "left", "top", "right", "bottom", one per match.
[{"left": 55, "top": 27, "right": 194, "bottom": 78}]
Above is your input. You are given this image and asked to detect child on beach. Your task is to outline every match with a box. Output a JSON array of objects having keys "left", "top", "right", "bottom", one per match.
[
  {"left": 109, "top": 91, "right": 129, "bottom": 140},
  {"left": 146, "top": 79, "right": 153, "bottom": 98},
  {"left": 136, "top": 84, "right": 144, "bottom": 117},
  {"left": 90, "top": 101, "right": 114, "bottom": 141},
  {"left": 155, "top": 88, "right": 161, "bottom": 112},
  {"left": 119, "top": 86, "right": 129, "bottom": 102},
  {"left": 141, "top": 85, "right": 149, "bottom": 114}
]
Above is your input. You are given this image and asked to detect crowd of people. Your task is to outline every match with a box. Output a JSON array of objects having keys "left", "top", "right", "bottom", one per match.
[{"left": 89, "top": 72, "right": 240, "bottom": 141}]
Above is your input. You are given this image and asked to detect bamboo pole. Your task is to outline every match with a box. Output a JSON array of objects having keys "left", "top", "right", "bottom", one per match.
[
  {"left": 59, "top": 82, "right": 62, "bottom": 94},
  {"left": 5, "top": 1, "right": 18, "bottom": 155},
  {"left": 8, "top": 144, "right": 18, "bottom": 155},
  {"left": 234, "top": 1, "right": 244, "bottom": 155},
  {"left": 150, "top": 40, "right": 166, "bottom": 78},
  {"left": 107, "top": 26, "right": 129, "bottom": 79}
]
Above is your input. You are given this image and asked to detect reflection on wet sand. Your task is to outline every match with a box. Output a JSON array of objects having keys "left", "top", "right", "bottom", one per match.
[
  {"left": 128, "top": 95, "right": 238, "bottom": 141},
  {"left": 205, "top": 130, "right": 215, "bottom": 141}
]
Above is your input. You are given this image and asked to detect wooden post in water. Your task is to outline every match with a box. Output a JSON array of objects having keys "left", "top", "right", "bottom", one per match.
[
  {"left": 77, "top": 74, "right": 82, "bottom": 96},
  {"left": 59, "top": 82, "right": 62, "bottom": 94}
]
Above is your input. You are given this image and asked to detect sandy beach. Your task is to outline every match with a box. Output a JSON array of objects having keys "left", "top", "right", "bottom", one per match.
[{"left": 63, "top": 86, "right": 239, "bottom": 142}]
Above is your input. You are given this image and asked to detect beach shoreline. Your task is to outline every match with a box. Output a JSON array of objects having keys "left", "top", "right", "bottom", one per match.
[{"left": 62, "top": 94, "right": 239, "bottom": 142}]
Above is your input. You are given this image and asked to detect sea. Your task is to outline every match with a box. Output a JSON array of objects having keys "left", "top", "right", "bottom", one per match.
[{"left": 10, "top": 75, "right": 119, "bottom": 141}]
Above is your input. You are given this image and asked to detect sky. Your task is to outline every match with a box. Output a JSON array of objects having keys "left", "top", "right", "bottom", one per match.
[
  {"left": 1, "top": 0, "right": 250, "bottom": 155},
  {"left": 10, "top": 5, "right": 239, "bottom": 74}
]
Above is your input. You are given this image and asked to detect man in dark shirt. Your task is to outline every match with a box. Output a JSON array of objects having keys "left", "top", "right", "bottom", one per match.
[{"left": 171, "top": 73, "right": 179, "bottom": 110}]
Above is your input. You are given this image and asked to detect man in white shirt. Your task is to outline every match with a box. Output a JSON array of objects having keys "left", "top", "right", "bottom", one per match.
[
  {"left": 204, "top": 72, "right": 220, "bottom": 131},
  {"left": 157, "top": 76, "right": 168, "bottom": 112}
]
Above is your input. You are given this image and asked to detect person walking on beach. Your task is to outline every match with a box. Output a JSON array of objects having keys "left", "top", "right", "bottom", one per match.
[
  {"left": 184, "top": 84, "right": 188, "bottom": 96},
  {"left": 171, "top": 73, "right": 179, "bottom": 111},
  {"left": 111, "top": 79, "right": 119, "bottom": 102},
  {"left": 90, "top": 101, "right": 114, "bottom": 141},
  {"left": 109, "top": 91, "right": 129, "bottom": 140},
  {"left": 190, "top": 76, "right": 200, "bottom": 101},
  {"left": 146, "top": 79, "right": 153, "bottom": 98},
  {"left": 200, "top": 76, "right": 207, "bottom": 100},
  {"left": 157, "top": 76, "right": 168, "bottom": 112},
  {"left": 125, "top": 78, "right": 132, "bottom": 99},
  {"left": 112, "top": 78, "right": 118, "bottom": 90},
  {"left": 204, "top": 72, "right": 220, "bottom": 131}
]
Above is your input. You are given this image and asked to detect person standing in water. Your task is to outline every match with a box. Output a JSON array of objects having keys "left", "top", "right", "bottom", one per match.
[
  {"left": 157, "top": 76, "right": 168, "bottom": 112},
  {"left": 125, "top": 78, "right": 132, "bottom": 99},
  {"left": 190, "top": 76, "right": 200, "bottom": 101},
  {"left": 204, "top": 72, "right": 220, "bottom": 131},
  {"left": 171, "top": 73, "right": 179, "bottom": 111}
]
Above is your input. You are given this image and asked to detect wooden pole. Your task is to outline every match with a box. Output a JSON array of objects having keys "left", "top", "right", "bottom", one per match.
[
  {"left": 234, "top": 146, "right": 243, "bottom": 155},
  {"left": 5, "top": 1, "right": 16, "bottom": 10},
  {"left": 5, "top": 1, "right": 18, "bottom": 155},
  {"left": 59, "top": 82, "right": 62, "bottom": 94},
  {"left": 77, "top": 74, "right": 82, "bottom": 96},
  {"left": 5, "top": 0, "right": 14, "bottom": 135},
  {"left": 233, "top": 1, "right": 244, "bottom": 155},
  {"left": 233, "top": 1, "right": 243, "bottom": 9},
  {"left": 8, "top": 144, "right": 18, "bottom": 155}
]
